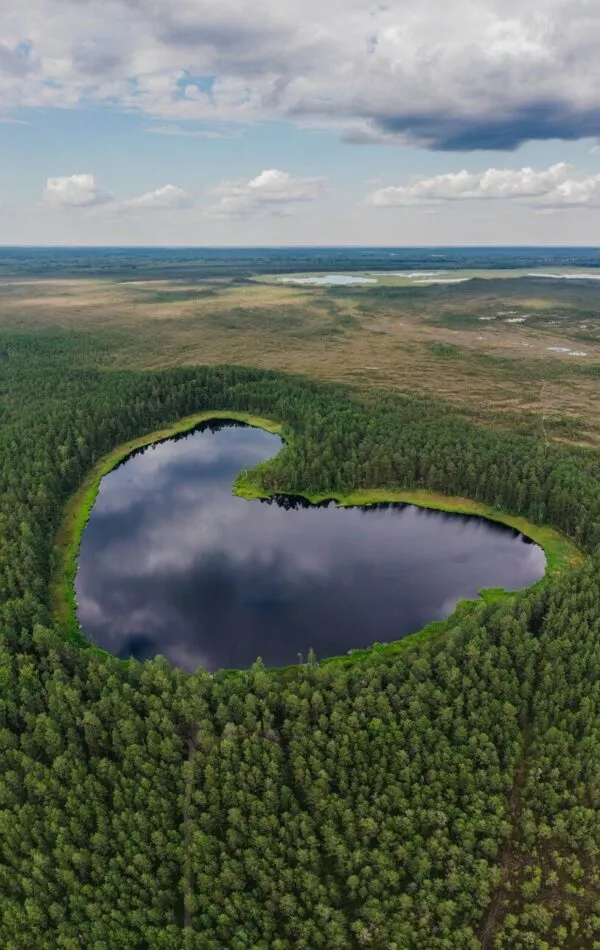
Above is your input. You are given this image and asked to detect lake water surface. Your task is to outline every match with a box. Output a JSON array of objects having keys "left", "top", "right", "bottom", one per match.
[{"left": 76, "top": 421, "right": 546, "bottom": 671}]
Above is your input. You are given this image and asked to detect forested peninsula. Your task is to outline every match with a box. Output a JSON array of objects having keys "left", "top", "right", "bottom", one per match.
[{"left": 1, "top": 342, "right": 600, "bottom": 948}]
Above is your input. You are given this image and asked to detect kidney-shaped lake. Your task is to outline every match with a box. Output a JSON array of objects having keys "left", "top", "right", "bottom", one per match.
[{"left": 75, "top": 421, "right": 546, "bottom": 671}]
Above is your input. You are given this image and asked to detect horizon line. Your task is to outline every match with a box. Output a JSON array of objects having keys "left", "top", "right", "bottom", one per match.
[{"left": 1, "top": 243, "right": 599, "bottom": 251}]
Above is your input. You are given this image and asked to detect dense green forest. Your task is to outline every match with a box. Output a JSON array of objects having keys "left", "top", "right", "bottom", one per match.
[
  {"left": 3, "top": 245, "right": 598, "bottom": 280},
  {"left": 1, "top": 327, "right": 600, "bottom": 947}
]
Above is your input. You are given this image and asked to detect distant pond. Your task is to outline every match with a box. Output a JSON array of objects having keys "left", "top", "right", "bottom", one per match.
[{"left": 76, "top": 421, "right": 546, "bottom": 672}]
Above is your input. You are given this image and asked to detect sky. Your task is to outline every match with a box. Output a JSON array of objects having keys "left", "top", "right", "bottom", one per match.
[{"left": 1, "top": 0, "right": 600, "bottom": 246}]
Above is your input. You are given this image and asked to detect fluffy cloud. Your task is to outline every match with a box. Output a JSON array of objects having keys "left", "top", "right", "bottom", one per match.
[
  {"left": 207, "top": 169, "right": 328, "bottom": 217},
  {"left": 45, "top": 170, "right": 323, "bottom": 217},
  {"left": 372, "top": 163, "right": 600, "bottom": 209},
  {"left": 43, "top": 176, "right": 193, "bottom": 212},
  {"left": 3, "top": 1, "right": 600, "bottom": 149},
  {"left": 125, "top": 184, "right": 193, "bottom": 210},
  {"left": 44, "top": 174, "right": 111, "bottom": 207}
]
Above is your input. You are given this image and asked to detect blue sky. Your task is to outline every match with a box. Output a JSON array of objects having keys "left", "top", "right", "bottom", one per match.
[{"left": 2, "top": 0, "right": 600, "bottom": 245}]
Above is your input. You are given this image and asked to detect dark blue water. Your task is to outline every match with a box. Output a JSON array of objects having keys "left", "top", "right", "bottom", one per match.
[{"left": 75, "top": 422, "right": 546, "bottom": 671}]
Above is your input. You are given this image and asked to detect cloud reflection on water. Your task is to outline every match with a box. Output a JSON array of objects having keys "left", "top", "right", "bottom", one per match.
[{"left": 76, "top": 423, "right": 546, "bottom": 671}]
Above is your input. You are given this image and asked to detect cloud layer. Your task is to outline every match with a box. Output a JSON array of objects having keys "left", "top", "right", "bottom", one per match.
[
  {"left": 3, "top": 0, "right": 600, "bottom": 149},
  {"left": 373, "top": 163, "right": 600, "bottom": 208}
]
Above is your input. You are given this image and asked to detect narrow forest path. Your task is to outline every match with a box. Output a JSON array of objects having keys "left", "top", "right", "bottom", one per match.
[
  {"left": 183, "top": 730, "right": 198, "bottom": 934},
  {"left": 480, "top": 723, "right": 532, "bottom": 948}
]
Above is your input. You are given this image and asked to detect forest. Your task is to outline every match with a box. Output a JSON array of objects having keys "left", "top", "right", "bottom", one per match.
[
  {"left": 1, "top": 313, "right": 600, "bottom": 948},
  {"left": 2, "top": 245, "right": 598, "bottom": 280}
]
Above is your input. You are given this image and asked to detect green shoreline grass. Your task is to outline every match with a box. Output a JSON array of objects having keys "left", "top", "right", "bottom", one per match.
[
  {"left": 234, "top": 472, "right": 582, "bottom": 672},
  {"left": 51, "top": 411, "right": 583, "bottom": 663},
  {"left": 234, "top": 481, "right": 581, "bottom": 578}
]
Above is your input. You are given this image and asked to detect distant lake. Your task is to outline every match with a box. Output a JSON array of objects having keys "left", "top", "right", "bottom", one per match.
[
  {"left": 76, "top": 422, "right": 546, "bottom": 672},
  {"left": 278, "top": 274, "right": 377, "bottom": 285}
]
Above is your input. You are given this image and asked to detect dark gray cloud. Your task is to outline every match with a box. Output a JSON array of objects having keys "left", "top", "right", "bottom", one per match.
[{"left": 368, "top": 102, "right": 600, "bottom": 152}]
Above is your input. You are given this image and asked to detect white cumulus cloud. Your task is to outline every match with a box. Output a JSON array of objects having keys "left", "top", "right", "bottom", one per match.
[
  {"left": 372, "top": 164, "right": 600, "bottom": 209},
  {"left": 207, "top": 169, "right": 328, "bottom": 217},
  {"left": 43, "top": 176, "right": 194, "bottom": 213},
  {"left": 44, "top": 173, "right": 111, "bottom": 207},
  {"left": 125, "top": 184, "right": 193, "bottom": 210}
]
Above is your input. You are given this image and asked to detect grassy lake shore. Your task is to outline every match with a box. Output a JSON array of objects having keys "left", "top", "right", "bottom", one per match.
[{"left": 52, "top": 411, "right": 583, "bottom": 659}]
